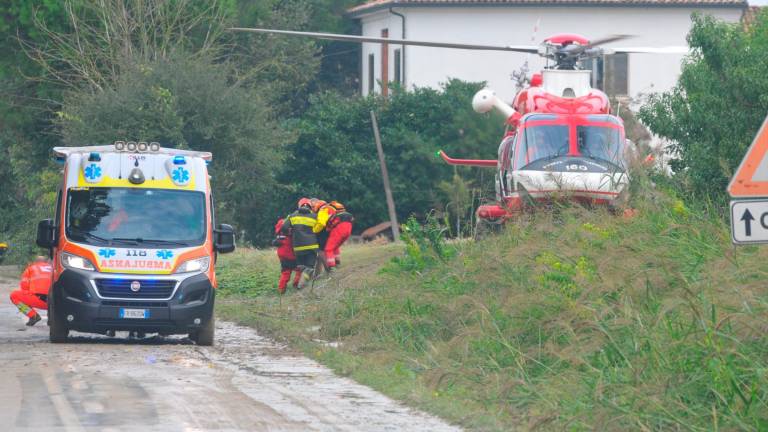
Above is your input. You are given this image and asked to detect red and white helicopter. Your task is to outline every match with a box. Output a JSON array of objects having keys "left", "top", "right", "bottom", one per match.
[{"left": 229, "top": 28, "right": 684, "bottom": 223}]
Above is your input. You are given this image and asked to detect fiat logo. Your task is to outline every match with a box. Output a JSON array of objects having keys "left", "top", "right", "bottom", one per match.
[{"left": 130, "top": 281, "right": 141, "bottom": 292}]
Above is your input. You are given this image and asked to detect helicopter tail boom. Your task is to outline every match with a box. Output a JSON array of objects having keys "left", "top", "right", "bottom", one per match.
[{"left": 439, "top": 150, "right": 497, "bottom": 167}]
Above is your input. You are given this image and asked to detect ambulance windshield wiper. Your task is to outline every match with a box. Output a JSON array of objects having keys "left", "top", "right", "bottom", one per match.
[
  {"left": 109, "top": 237, "right": 141, "bottom": 245},
  {"left": 69, "top": 229, "right": 111, "bottom": 244},
  {"left": 111, "top": 237, "right": 188, "bottom": 246}
]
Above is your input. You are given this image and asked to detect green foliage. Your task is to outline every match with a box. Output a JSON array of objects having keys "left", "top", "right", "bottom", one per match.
[
  {"left": 639, "top": 11, "right": 768, "bottom": 201},
  {"left": 0, "top": 0, "right": 325, "bottom": 253},
  {"left": 388, "top": 215, "right": 454, "bottom": 272},
  {"left": 285, "top": 80, "right": 504, "bottom": 233}
]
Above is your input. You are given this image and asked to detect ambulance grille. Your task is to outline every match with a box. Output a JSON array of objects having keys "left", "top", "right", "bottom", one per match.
[{"left": 95, "top": 279, "right": 176, "bottom": 299}]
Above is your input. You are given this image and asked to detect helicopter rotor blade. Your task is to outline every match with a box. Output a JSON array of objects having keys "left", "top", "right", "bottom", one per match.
[
  {"left": 584, "top": 34, "right": 634, "bottom": 49},
  {"left": 228, "top": 27, "right": 540, "bottom": 53},
  {"left": 609, "top": 46, "right": 689, "bottom": 54}
]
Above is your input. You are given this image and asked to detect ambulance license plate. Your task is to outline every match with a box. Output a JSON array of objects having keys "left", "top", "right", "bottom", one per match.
[{"left": 120, "top": 308, "right": 149, "bottom": 319}]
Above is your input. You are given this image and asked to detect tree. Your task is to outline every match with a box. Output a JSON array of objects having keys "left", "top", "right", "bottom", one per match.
[
  {"left": 0, "top": 1, "right": 72, "bottom": 262},
  {"left": 15, "top": 0, "right": 325, "bottom": 246},
  {"left": 639, "top": 11, "right": 768, "bottom": 200}
]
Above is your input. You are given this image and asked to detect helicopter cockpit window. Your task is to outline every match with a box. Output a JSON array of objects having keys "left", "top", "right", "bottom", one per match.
[
  {"left": 577, "top": 126, "right": 624, "bottom": 168},
  {"left": 515, "top": 125, "right": 569, "bottom": 169}
]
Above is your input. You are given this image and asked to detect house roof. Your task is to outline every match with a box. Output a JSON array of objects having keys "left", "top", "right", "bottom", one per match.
[{"left": 348, "top": 0, "right": 748, "bottom": 16}]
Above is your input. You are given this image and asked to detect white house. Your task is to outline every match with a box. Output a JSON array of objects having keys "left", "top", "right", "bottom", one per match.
[{"left": 348, "top": 0, "right": 747, "bottom": 102}]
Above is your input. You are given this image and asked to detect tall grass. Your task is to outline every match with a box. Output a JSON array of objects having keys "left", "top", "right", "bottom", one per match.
[{"left": 217, "top": 173, "right": 768, "bottom": 431}]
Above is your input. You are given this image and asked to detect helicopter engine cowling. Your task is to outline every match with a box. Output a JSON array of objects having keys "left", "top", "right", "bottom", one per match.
[{"left": 472, "top": 89, "right": 516, "bottom": 118}]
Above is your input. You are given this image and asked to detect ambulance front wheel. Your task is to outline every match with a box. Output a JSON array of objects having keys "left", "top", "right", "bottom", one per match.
[
  {"left": 48, "top": 293, "right": 70, "bottom": 343},
  {"left": 190, "top": 315, "right": 214, "bottom": 346}
]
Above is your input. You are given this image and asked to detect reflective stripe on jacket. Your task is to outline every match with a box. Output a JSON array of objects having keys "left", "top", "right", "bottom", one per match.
[{"left": 281, "top": 209, "right": 319, "bottom": 251}]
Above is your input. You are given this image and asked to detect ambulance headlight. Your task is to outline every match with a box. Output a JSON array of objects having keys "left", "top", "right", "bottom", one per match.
[
  {"left": 114, "top": 141, "right": 126, "bottom": 151},
  {"left": 126, "top": 141, "right": 137, "bottom": 152},
  {"left": 175, "top": 256, "right": 210, "bottom": 274},
  {"left": 150, "top": 142, "right": 161, "bottom": 152},
  {"left": 138, "top": 141, "right": 148, "bottom": 152},
  {"left": 61, "top": 252, "right": 96, "bottom": 271}
]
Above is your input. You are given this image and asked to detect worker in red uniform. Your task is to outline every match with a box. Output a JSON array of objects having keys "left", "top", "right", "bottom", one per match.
[
  {"left": 324, "top": 201, "right": 354, "bottom": 269},
  {"left": 273, "top": 218, "right": 302, "bottom": 294},
  {"left": 9, "top": 256, "right": 53, "bottom": 326}
]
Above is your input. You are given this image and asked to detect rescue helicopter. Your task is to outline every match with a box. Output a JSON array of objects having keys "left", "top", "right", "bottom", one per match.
[{"left": 229, "top": 27, "right": 685, "bottom": 224}]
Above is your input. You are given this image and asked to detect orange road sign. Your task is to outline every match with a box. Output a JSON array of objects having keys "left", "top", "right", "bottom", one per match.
[{"left": 729, "top": 114, "right": 768, "bottom": 197}]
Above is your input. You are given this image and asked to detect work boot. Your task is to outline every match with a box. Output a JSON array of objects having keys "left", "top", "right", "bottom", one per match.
[
  {"left": 297, "top": 268, "right": 315, "bottom": 289},
  {"left": 335, "top": 257, "right": 342, "bottom": 268},
  {"left": 26, "top": 314, "right": 41, "bottom": 327}
]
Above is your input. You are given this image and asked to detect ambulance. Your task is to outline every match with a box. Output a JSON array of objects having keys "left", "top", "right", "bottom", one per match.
[{"left": 36, "top": 141, "right": 235, "bottom": 345}]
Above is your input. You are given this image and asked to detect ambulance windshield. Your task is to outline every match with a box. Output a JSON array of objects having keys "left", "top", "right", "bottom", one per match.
[{"left": 66, "top": 188, "right": 206, "bottom": 246}]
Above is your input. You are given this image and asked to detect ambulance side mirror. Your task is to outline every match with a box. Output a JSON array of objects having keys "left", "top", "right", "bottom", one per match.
[
  {"left": 214, "top": 224, "right": 235, "bottom": 254},
  {"left": 36, "top": 219, "right": 57, "bottom": 249}
]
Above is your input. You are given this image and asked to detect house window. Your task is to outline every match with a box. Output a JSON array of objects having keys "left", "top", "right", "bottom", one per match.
[
  {"left": 394, "top": 49, "right": 402, "bottom": 85},
  {"left": 381, "top": 29, "right": 389, "bottom": 97},
  {"left": 603, "top": 53, "right": 628, "bottom": 96},
  {"left": 368, "top": 53, "right": 375, "bottom": 93}
]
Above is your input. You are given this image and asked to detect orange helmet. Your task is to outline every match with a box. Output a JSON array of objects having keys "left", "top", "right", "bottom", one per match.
[
  {"left": 329, "top": 200, "right": 345, "bottom": 211},
  {"left": 312, "top": 199, "right": 327, "bottom": 213},
  {"left": 297, "top": 197, "right": 312, "bottom": 209}
]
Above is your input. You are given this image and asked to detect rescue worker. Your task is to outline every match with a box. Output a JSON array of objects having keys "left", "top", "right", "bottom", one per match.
[
  {"left": 0, "top": 242, "right": 8, "bottom": 264},
  {"left": 9, "top": 256, "right": 52, "bottom": 326},
  {"left": 311, "top": 198, "right": 335, "bottom": 272},
  {"left": 280, "top": 198, "right": 319, "bottom": 287},
  {"left": 273, "top": 218, "right": 302, "bottom": 294},
  {"left": 324, "top": 201, "right": 354, "bottom": 268}
]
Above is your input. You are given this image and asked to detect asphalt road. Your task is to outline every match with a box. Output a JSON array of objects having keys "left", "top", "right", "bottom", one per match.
[{"left": 0, "top": 268, "right": 460, "bottom": 432}]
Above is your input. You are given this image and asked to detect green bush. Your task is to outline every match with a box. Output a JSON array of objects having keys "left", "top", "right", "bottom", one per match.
[
  {"left": 639, "top": 10, "right": 768, "bottom": 202},
  {"left": 387, "top": 215, "right": 454, "bottom": 272}
]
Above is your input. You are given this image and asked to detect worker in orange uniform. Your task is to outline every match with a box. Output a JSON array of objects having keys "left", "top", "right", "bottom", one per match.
[
  {"left": 281, "top": 198, "right": 319, "bottom": 287},
  {"left": 324, "top": 201, "right": 354, "bottom": 269},
  {"left": 273, "top": 218, "right": 301, "bottom": 294},
  {"left": 9, "top": 256, "right": 53, "bottom": 326}
]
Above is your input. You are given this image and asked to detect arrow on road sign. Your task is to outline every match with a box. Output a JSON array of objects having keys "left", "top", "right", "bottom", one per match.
[
  {"left": 741, "top": 208, "right": 754, "bottom": 236},
  {"left": 731, "top": 200, "right": 768, "bottom": 244}
]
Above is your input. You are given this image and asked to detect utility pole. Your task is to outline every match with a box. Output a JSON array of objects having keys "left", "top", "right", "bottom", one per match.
[{"left": 370, "top": 110, "right": 400, "bottom": 241}]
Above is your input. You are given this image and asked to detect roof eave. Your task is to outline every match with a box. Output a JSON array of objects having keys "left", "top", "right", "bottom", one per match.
[{"left": 347, "top": 1, "right": 748, "bottom": 19}]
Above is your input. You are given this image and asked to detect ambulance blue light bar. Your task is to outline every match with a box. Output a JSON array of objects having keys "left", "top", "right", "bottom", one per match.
[
  {"left": 173, "top": 156, "right": 187, "bottom": 165},
  {"left": 88, "top": 152, "right": 101, "bottom": 162}
]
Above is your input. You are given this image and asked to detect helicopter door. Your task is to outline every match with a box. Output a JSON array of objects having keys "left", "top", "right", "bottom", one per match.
[{"left": 497, "top": 136, "right": 515, "bottom": 197}]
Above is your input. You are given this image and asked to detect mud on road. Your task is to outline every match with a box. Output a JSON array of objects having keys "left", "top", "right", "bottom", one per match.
[{"left": 0, "top": 269, "right": 460, "bottom": 432}]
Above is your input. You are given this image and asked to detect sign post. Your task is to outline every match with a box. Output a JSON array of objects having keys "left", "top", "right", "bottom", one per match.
[{"left": 729, "top": 114, "right": 768, "bottom": 244}]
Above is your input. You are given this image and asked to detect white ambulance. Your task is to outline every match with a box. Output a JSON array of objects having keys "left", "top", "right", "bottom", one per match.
[{"left": 36, "top": 141, "right": 235, "bottom": 345}]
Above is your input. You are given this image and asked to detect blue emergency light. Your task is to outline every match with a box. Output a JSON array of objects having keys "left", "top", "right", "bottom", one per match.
[
  {"left": 88, "top": 152, "right": 101, "bottom": 162},
  {"left": 173, "top": 156, "right": 186, "bottom": 165}
]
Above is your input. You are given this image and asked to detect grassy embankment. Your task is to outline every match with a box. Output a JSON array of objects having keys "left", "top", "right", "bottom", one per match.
[{"left": 216, "top": 180, "right": 768, "bottom": 431}]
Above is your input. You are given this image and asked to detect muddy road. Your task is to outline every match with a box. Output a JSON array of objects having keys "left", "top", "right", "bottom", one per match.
[{"left": 0, "top": 269, "right": 460, "bottom": 431}]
